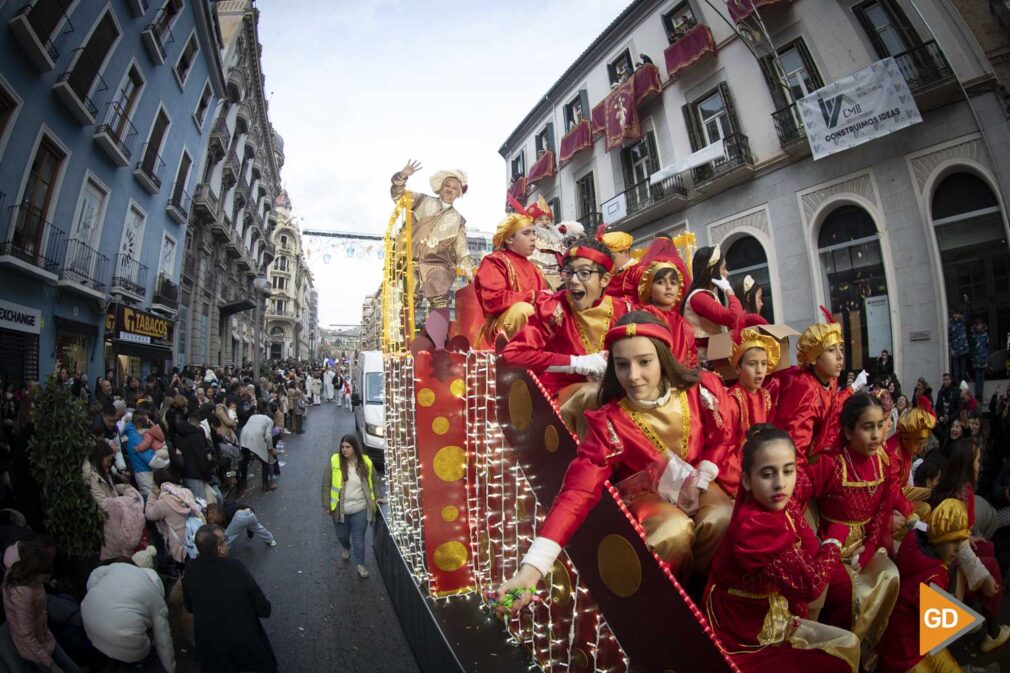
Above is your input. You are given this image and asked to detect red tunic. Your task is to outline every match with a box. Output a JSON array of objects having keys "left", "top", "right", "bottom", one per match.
[
  {"left": 705, "top": 495, "right": 846, "bottom": 673},
  {"left": 882, "top": 434, "right": 915, "bottom": 518},
  {"left": 501, "top": 292, "right": 631, "bottom": 397},
  {"left": 605, "top": 263, "right": 637, "bottom": 301},
  {"left": 771, "top": 367, "right": 852, "bottom": 465},
  {"left": 540, "top": 371, "right": 732, "bottom": 545},
  {"left": 639, "top": 305, "right": 698, "bottom": 369},
  {"left": 877, "top": 531, "right": 950, "bottom": 673},
  {"left": 474, "top": 249, "right": 547, "bottom": 318},
  {"left": 719, "top": 384, "right": 776, "bottom": 497}
]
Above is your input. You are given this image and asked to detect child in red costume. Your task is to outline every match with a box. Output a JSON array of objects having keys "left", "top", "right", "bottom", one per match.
[
  {"left": 626, "top": 237, "right": 697, "bottom": 368},
  {"left": 883, "top": 396, "right": 937, "bottom": 531},
  {"left": 719, "top": 328, "right": 781, "bottom": 498},
  {"left": 706, "top": 425, "right": 857, "bottom": 673},
  {"left": 496, "top": 311, "right": 734, "bottom": 603},
  {"left": 501, "top": 239, "right": 631, "bottom": 403},
  {"left": 791, "top": 393, "right": 900, "bottom": 663}
]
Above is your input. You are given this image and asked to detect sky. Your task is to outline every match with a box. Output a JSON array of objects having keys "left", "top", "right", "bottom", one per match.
[{"left": 256, "top": 0, "right": 631, "bottom": 326}]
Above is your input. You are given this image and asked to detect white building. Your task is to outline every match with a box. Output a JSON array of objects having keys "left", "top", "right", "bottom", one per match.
[
  {"left": 500, "top": 0, "right": 1010, "bottom": 391},
  {"left": 266, "top": 193, "right": 314, "bottom": 361}
]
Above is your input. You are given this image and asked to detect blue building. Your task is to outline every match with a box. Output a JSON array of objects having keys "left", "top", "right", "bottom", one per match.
[{"left": 0, "top": 0, "right": 225, "bottom": 388}]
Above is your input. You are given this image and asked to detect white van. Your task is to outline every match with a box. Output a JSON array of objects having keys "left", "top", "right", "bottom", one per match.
[{"left": 351, "top": 351, "right": 386, "bottom": 465}]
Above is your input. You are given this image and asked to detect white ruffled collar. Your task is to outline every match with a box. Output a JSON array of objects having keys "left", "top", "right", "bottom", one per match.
[{"left": 626, "top": 386, "right": 672, "bottom": 410}]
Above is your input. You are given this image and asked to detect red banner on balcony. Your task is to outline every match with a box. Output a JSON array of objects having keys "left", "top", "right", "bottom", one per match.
[
  {"left": 525, "top": 151, "right": 556, "bottom": 184},
  {"left": 558, "top": 120, "right": 592, "bottom": 166},
  {"left": 590, "top": 64, "right": 663, "bottom": 151},
  {"left": 727, "top": 0, "right": 790, "bottom": 23},
  {"left": 664, "top": 24, "right": 717, "bottom": 79},
  {"left": 506, "top": 176, "right": 527, "bottom": 209}
]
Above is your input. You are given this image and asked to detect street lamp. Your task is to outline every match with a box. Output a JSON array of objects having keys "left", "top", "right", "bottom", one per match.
[{"left": 252, "top": 275, "right": 271, "bottom": 376}]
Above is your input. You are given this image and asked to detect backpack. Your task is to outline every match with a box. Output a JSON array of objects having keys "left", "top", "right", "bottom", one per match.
[{"left": 184, "top": 515, "right": 204, "bottom": 559}]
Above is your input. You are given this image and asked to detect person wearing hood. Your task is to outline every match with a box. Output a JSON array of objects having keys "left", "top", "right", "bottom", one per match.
[
  {"left": 238, "top": 401, "right": 277, "bottom": 495},
  {"left": 145, "top": 470, "right": 202, "bottom": 567},
  {"left": 81, "top": 549, "right": 175, "bottom": 672}
]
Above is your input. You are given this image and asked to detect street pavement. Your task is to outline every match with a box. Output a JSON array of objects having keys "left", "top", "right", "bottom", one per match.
[{"left": 181, "top": 399, "right": 421, "bottom": 673}]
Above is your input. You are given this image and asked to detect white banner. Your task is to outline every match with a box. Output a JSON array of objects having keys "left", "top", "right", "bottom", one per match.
[
  {"left": 0, "top": 300, "right": 41, "bottom": 335},
  {"left": 797, "top": 57, "right": 922, "bottom": 161},
  {"left": 650, "top": 139, "right": 725, "bottom": 184},
  {"left": 864, "top": 295, "right": 893, "bottom": 358}
]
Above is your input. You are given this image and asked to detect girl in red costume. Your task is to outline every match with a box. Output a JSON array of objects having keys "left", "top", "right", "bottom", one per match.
[
  {"left": 705, "top": 425, "right": 858, "bottom": 673},
  {"left": 791, "top": 393, "right": 900, "bottom": 664},
  {"left": 773, "top": 318, "right": 867, "bottom": 465},
  {"left": 627, "top": 237, "right": 697, "bottom": 368},
  {"left": 495, "top": 311, "right": 734, "bottom": 604},
  {"left": 680, "top": 246, "right": 764, "bottom": 363},
  {"left": 719, "top": 328, "right": 781, "bottom": 498}
]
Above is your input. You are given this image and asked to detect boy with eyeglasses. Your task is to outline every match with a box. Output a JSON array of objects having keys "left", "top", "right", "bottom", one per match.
[{"left": 502, "top": 239, "right": 632, "bottom": 406}]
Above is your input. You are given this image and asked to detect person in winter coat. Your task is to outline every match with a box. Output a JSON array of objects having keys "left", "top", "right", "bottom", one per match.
[
  {"left": 136, "top": 419, "right": 170, "bottom": 470},
  {"left": 145, "top": 470, "right": 202, "bottom": 567},
  {"left": 83, "top": 442, "right": 146, "bottom": 561},
  {"left": 2, "top": 541, "right": 81, "bottom": 672},
  {"left": 174, "top": 412, "right": 214, "bottom": 503},
  {"left": 971, "top": 318, "right": 990, "bottom": 402},
  {"left": 948, "top": 308, "right": 969, "bottom": 388},
  {"left": 81, "top": 554, "right": 175, "bottom": 672},
  {"left": 183, "top": 525, "right": 277, "bottom": 673},
  {"left": 238, "top": 401, "right": 277, "bottom": 495}
]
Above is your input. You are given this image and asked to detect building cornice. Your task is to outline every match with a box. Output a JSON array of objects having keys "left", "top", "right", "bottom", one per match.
[
  {"left": 241, "top": 6, "right": 282, "bottom": 196},
  {"left": 194, "top": 0, "right": 226, "bottom": 96}
]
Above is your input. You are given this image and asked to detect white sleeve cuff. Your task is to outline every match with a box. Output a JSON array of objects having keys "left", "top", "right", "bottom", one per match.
[
  {"left": 695, "top": 460, "right": 719, "bottom": 491},
  {"left": 521, "top": 536, "right": 562, "bottom": 577}
]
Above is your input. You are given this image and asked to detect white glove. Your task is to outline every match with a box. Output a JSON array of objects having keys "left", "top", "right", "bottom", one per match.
[
  {"left": 570, "top": 352, "right": 607, "bottom": 378},
  {"left": 712, "top": 277, "right": 733, "bottom": 294},
  {"left": 850, "top": 370, "right": 869, "bottom": 392}
]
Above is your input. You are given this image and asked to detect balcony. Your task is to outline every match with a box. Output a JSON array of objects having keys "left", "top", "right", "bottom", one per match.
[
  {"left": 576, "top": 211, "right": 603, "bottom": 231},
  {"left": 167, "top": 183, "right": 191, "bottom": 225},
  {"left": 58, "top": 238, "right": 109, "bottom": 302},
  {"left": 0, "top": 202, "right": 67, "bottom": 282},
  {"left": 93, "top": 101, "right": 139, "bottom": 166},
  {"left": 182, "top": 254, "right": 198, "bottom": 283},
  {"left": 894, "top": 41, "right": 956, "bottom": 110},
  {"left": 192, "top": 184, "right": 219, "bottom": 222},
  {"left": 8, "top": 2, "right": 75, "bottom": 71},
  {"left": 152, "top": 274, "right": 179, "bottom": 314},
  {"left": 209, "top": 118, "right": 229, "bottom": 161},
  {"left": 210, "top": 214, "right": 230, "bottom": 241},
  {"left": 140, "top": 8, "right": 175, "bottom": 66},
  {"left": 53, "top": 48, "right": 109, "bottom": 125},
  {"left": 771, "top": 103, "right": 809, "bottom": 156},
  {"left": 692, "top": 133, "right": 754, "bottom": 192},
  {"left": 226, "top": 230, "right": 242, "bottom": 257},
  {"left": 110, "top": 253, "right": 148, "bottom": 303},
  {"left": 127, "top": 0, "right": 150, "bottom": 18},
  {"left": 237, "top": 248, "right": 251, "bottom": 271},
  {"left": 133, "top": 143, "right": 166, "bottom": 194},
  {"left": 601, "top": 174, "right": 688, "bottom": 231},
  {"left": 222, "top": 153, "right": 240, "bottom": 189}
]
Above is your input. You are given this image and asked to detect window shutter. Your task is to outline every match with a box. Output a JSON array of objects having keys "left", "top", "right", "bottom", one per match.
[
  {"left": 795, "top": 40, "right": 824, "bottom": 89},
  {"left": 853, "top": 4, "right": 890, "bottom": 58},
  {"left": 620, "top": 146, "right": 635, "bottom": 189},
  {"left": 607, "top": 61, "right": 617, "bottom": 84},
  {"left": 719, "top": 82, "right": 742, "bottom": 136},
  {"left": 645, "top": 131, "right": 660, "bottom": 174},
  {"left": 681, "top": 104, "right": 702, "bottom": 152},
  {"left": 549, "top": 197, "right": 560, "bottom": 221},
  {"left": 546, "top": 121, "right": 555, "bottom": 155},
  {"left": 578, "top": 89, "right": 590, "bottom": 123},
  {"left": 884, "top": 0, "right": 922, "bottom": 49},
  {"left": 758, "top": 55, "right": 790, "bottom": 110}
]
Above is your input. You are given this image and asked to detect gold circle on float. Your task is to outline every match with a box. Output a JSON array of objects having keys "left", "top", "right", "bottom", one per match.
[
  {"left": 433, "top": 541, "right": 468, "bottom": 572},
  {"left": 544, "top": 424, "right": 559, "bottom": 453},
  {"left": 508, "top": 380, "right": 533, "bottom": 431},
  {"left": 432, "top": 445, "right": 466, "bottom": 482},
  {"left": 432, "top": 416, "right": 450, "bottom": 435},
  {"left": 417, "top": 387, "right": 436, "bottom": 407},
  {"left": 597, "top": 534, "right": 641, "bottom": 598},
  {"left": 547, "top": 560, "right": 572, "bottom": 607},
  {"left": 571, "top": 647, "right": 590, "bottom": 669},
  {"left": 450, "top": 378, "right": 465, "bottom": 398},
  {"left": 441, "top": 505, "right": 459, "bottom": 522}
]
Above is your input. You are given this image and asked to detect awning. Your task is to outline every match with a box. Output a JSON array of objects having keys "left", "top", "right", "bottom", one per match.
[
  {"left": 220, "top": 298, "right": 255, "bottom": 316},
  {"left": 54, "top": 316, "right": 98, "bottom": 337},
  {"left": 664, "top": 24, "right": 717, "bottom": 80},
  {"left": 107, "top": 338, "right": 173, "bottom": 361}
]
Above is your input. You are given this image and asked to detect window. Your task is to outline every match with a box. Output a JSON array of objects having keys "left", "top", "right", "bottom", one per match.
[
  {"left": 548, "top": 197, "right": 561, "bottom": 222},
  {"left": 854, "top": 0, "right": 919, "bottom": 58},
  {"left": 662, "top": 2, "right": 697, "bottom": 43},
  {"left": 365, "top": 372, "right": 384, "bottom": 404},
  {"left": 65, "top": 10, "right": 120, "bottom": 115},
  {"left": 576, "top": 172, "right": 597, "bottom": 224},
  {"left": 193, "top": 81, "right": 212, "bottom": 127},
  {"left": 139, "top": 107, "right": 170, "bottom": 178},
  {"left": 697, "top": 90, "right": 731, "bottom": 145},
  {"left": 273, "top": 299, "right": 286, "bottom": 314},
  {"left": 759, "top": 40, "right": 823, "bottom": 111},
  {"left": 607, "top": 49, "right": 634, "bottom": 85},
  {"left": 274, "top": 256, "right": 288, "bottom": 271},
  {"left": 153, "top": 0, "right": 182, "bottom": 44},
  {"left": 68, "top": 175, "right": 107, "bottom": 262},
  {"left": 171, "top": 150, "right": 192, "bottom": 207},
  {"left": 563, "top": 90, "right": 590, "bottom": 131},
  {"left": 725, "top": 236, "right": 774, "bottom": 322},
  {"left": 174, "top": 32, "right": 198, "bottom": 87},
  {"left": 535, "top": 125, "right": 555, "bottom": 157},
  {"left": 682, "top": 82, "right": 743, "bottom": 175},
  {"left": 511, "top": 151, "right": 525, "bottom": 179},
  {"left": 621, "top": 130, "right": 659, "bottom": 208},
  {"left": 24, "top": 0, "right": 75, "bottom": 48},
  {"left": 272, "top": 275, "right": 287, "bottom": 291},
  {"left": 280, "top": 235, "right": 288, "bottom": 247},
  {"left": 0, "top": 81, "right": 19, "bottom": 161},
  {"left": 110, "top": 65, "right": 144, "bottom": 136},
  {"left": 17, "top": 135, "right": 66, "bottom": 249}
]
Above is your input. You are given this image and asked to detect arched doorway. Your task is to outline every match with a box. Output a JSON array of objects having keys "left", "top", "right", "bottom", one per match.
[
  {"left": 269, "top": 326, "right": 284, "bottom": 361},
  {"left": 931, "top": 172, "right": 1009, "bottom": 380},
  {"left": 817, "top": 205, "right": 891, "bottom": 373},
  {"left": 725, "top": 235, "right": 774, "bottom": 322}
]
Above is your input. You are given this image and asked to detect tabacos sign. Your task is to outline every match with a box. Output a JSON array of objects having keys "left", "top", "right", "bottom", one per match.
[{"left": 107, "top": 304, "right": 172, "bottom": 343}]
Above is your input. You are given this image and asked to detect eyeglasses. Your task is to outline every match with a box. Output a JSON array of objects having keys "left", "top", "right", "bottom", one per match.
[{"left": 560, "top": 267, "right": 601, "bottom": 282}]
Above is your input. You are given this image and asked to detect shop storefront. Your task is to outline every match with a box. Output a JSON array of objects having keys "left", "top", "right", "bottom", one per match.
[
  {"left": 0, "top": 299, "right": 41, "bottom": 386},
  {"left": 104, "top": 303, "right": 174, "bottom": 386}
]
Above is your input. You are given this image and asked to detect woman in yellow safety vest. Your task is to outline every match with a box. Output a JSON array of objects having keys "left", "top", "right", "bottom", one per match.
[{"left": 322, "top": 434, "right": 383, "bottom": 578}]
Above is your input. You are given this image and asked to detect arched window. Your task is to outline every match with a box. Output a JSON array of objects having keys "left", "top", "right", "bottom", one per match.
[
  {"left": 931, "top": 172, "right": 1009, "bottom": 379},
  {"left": 270, "top": 326, "right": 284, "bottom": 337},
  {"left": 817, "top": 205, "right": 891, "bottom": 372},
  {"left": 725, "top": 235, "right": 773, "bottom": 322}
]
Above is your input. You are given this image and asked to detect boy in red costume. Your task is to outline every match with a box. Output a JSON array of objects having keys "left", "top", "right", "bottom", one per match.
[
  {"left": 626, "top": 238, "right": 697, "bottom": 368},
  {"left": 883, "top": 397, "right": 937, "bottom": 529},
  {"left": 602, "top": 230, "right": 638, "bottom": 299},
  {"left": 474, "top": 210, "right": 548, "bottom": 344},
  {"left": 502, "top": 239, "right": 631, "bottom": 404}
]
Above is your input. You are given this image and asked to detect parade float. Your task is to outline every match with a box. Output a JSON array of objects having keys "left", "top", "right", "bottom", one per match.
[{"left": 372, "top": 193, "right": 738, "bottom": 673}]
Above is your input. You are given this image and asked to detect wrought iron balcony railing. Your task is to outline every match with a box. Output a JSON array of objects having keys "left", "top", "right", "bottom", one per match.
[
  {"left": 94, "top": 100, "right": 139, "bottom": 164},
  {"left": 692, "top": 133, "right": 753, "bottom": 183},
  {"left": 111, "top": 252, "right": 148, "bottom": 298},
  {"left": 2, "top": 202, "right": 67, "bottom": 274},
  {"left": 55, "top": 47, "right": 109, "bottom": 121},
  {"left": 153, "top": 273, "right": 179, "bottom": 310},
  {"left": 60, "top": 238, "right": 109, "bottom": 293},
  {"left": 893, "top": 41, "right": 953, "bottom": 93}
]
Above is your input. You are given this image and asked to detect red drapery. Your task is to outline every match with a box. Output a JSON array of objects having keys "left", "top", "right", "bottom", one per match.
[
  {"left": 506, "top": 176, "right": 527, "bottom": 208},
  {"left": 558, "top": 120, "right": 592, "bottom": 166},
  {"left": 590, "top": 63, "right": 663, "bottom": 151},
  {"left": 727, "top": 0, "right": 790, "bottom": 23},
  {"left": 663, "top": 24, "right": 717, "bottom": 79},
  {"left": 526, "top": 150, "right": 556, "bottom": 184}
]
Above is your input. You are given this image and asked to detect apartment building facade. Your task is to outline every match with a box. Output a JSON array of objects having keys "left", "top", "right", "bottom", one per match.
[{"left": 265, "top": 194, "right": 315, "bottom": 361}]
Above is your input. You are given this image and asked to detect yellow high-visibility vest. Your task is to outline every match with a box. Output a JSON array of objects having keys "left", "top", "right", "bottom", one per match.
[{"left": 329, "top": 453, "right": 375, "bottom": 512}]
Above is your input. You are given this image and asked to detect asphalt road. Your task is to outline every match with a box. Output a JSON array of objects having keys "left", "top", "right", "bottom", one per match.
[{"left": 185, "top": 400, "right": 421, "bottom": 673}]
